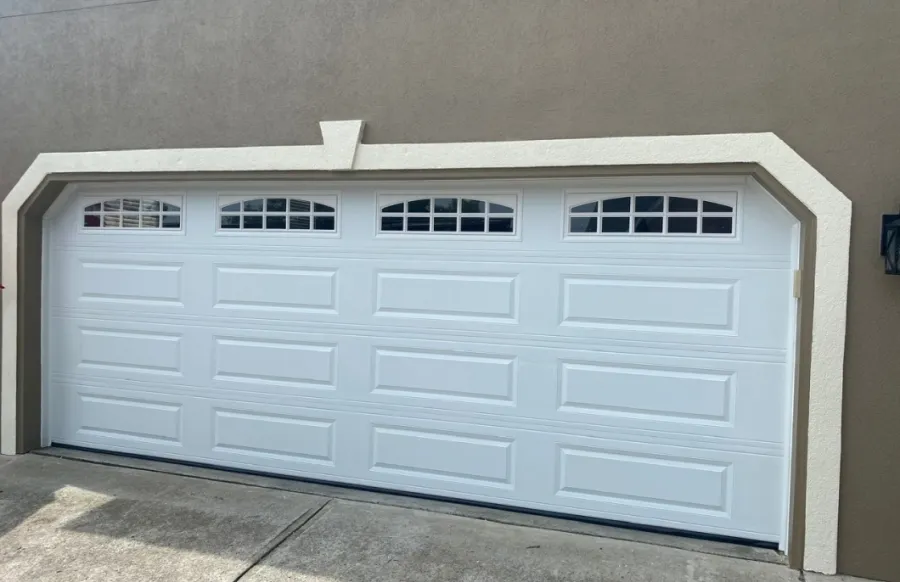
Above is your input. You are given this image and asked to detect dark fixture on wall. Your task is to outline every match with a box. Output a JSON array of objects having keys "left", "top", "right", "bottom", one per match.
[{"left": 881, "top": 211, "right": 900, "bottom": 274}]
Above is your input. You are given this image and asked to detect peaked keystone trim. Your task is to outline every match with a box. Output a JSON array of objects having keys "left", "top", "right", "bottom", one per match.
[
  {"left": 0, "top": 123, "right": 850, "bottom": 574},
  {"left": 320, "top": 120, "right": 365, "bottom": 170}
]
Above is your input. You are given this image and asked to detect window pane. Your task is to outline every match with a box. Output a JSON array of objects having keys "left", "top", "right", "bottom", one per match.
[
  {"left": 103, "top": 215, "right": 121, "bottom": 227},
  {"left": 266, "top": 198, "right": 287, "bottom": 212},
  {"left": 702, "top": 216, "right": 733, "bottom": 234},
  {"left": 407, "top": 217, "right": 430, "bottom": 231},
  {"left": 668, "top": 197, "right": 698, "bottom": 212},
  {"left": 407, "top": 199, "right": 430, "bottom": 213},
  {"left": 434, "top": 217, "right": 458, "bottom": 231},
  {"left": 571, "top": 202, "right": 598, "bottom": 213},
  {"left": 221, "top": 202, "right": 241, "bottom": 212},
  {"left": 83, "top": 214, "right": 101, "bottom": 227},
  {"left": 243, "top": 199, "right": 264, "bottom": 212},
  {"left": 634, "top": 216, "right": 663, "bottom": 233},
  {"left": 461, "top": 217, "right": 485, "bottom": 232},
  {"left": 703, "top": 200, "right": 733, "bottom": 212},
  {"left": 163, "top": 203, "right": 181, "bottom": 212},
  {"left": 266, "top": 215, "right": 287, "bottom": 229},
  {"left": 243, "top": 215, "right": 263, "bottom": 229},
  {"left": 635, "top": 196, "right": 664, "bottom": 213},
  {"left": 314, "top": 202, "right": 334, "bottom": 212},
  {"left": 434, "top": 198, "right": 458, "bottom": 213},
  {"left": 141, "top": 200, "right": 160, "bottom": 212},
  {"left": 570, "top": 217, "right": 598, "bottom": 233},
  {"left": 290, "top": 216, "right": 311, "bottom": 230},
  {"left": 290, "top": 199, "right": 311, "bottom": 212},
  {"left": 489, "top": 203, "right": 514, "bottom": 214},
  {"left": 461, "top": 199, "right": 486, "bottom": 213},
  {"left": 122, "top": 214, "right": 140, "bottom": 228},
  {"left": 314, "top": 216, "right": 335, "bottom": 231},
  {"left": 381, "top": 216, "right": 403, "bottom": 231},
  {"left": 382, "top": 202, "right": 404, "bottom": 213},
  {"left": 122, "top": 199, "right": 141, "bottom": 212},
  {"left": 489, "top": 217, "right": 514, "bottom": 233},
  {"left": 102, "top": 199, "right": 121, "bottom": 211},
  {"left": 141, "top": 215, "right": 160, "bottom": 228},
  {"left": 162, "top": 215, "right": 181, "bottom": 229},
  {"left": 667, "top": 216, "right": 698, "bottom": 233},
  {"left": 602, "top": 197, "right": 630, "bottom": 213},
  {"left": 601, "top": 217, "right": 630, "bottom": 233},
  {"left": 84, "top": 203, "right": 102, "bottom": 212},
  {"left": 220, "top": 215, "right": 240, "bottom": 229}
]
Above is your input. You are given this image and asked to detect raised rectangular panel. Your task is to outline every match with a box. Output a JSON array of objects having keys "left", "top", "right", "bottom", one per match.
[
  {"left": 213, "top": 337, "right": 336, "bottom": 390},
  {"left": 80, "top": 261, "right": 183, "bottom": 306},
  {"left": 214, "top": 265, "right": 337, "bottom": 313},
  {"left": 213, "top": 409, "right": 334, "bottom": 465},
  {"left": 561, "top": 276, "right": 736, "bottom": 333},
  {"left": 77, "top": 394, "right": 181, "bottom": 445},
  {"left": 558, "top": 446, "right": 730, "bottom": 514},
  {"left": 375, "top": 271, "right": 517, "bottom": 322},
  {"left": 373, "top": 348, "right": 515, "bottom": 404},
  {"left": 371, "top": 426, "right": 513, "bottom": 488},
  {"left": 559, "top": 361, "right": 733, "bottom": 424},
  {"left": 78, "top": 328, "right": 182, "bottom": 376}
]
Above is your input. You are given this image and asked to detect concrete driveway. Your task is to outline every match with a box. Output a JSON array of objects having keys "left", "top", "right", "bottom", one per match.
[{"left": 0, "top": 450, "right": 850, "bottom": 581}]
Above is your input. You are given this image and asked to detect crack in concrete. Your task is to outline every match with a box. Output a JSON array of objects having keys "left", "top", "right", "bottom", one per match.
[
  {"left": 0, "top": 0, "right": 160, "bottom": 21},
  {"left": 231, "top": 499, "right": 333, "bottom": 582}
]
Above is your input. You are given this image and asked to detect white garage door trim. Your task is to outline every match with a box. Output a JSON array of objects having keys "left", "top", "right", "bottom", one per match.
[{"left": 0, "top": 120, "right": 851, "bottom": 574}]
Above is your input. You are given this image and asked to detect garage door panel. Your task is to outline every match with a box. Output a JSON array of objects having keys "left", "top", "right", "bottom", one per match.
[
  {"left": 371, "top": 346, "right": 517, "bottom": 406},
  {"left": 211, "top": 407, "right": 336, "bottom": 467},
  {"left": 547, "top": 434, "right": 783, "bottom": 540},
  {"left": 557, "top": 445, "right": 731, "bottom": 514},
  {"left": 369, "top": 423, "right": 515, "bottom": 490},
  {"left": 52, "top": 384, "right": 187, "bottom": 452},
  {"left": 552, "top": 353, "right": 787, "bottom": 444},
  {"left": 52, "top": 317, "right": 198, "bottom": 384},
  {"left": 560, "top": 275, "right": 736, "bottom": 334},
  {"left": 555, "top": 266, "right": 791, "bottom": 348},
  {"left": 212, "top": 336, "right": 338, "bottom": 392},
  {"left": 53, "top": 251, "right": 191, "bottom": 313},
  {"left": 212, "top": 264, "right": 338, "bottom": 315},
  {"left": 558, "top": 361, "right": 733, "bottom": 425},
  {"left": 373, "top": 269, "right": 519, "bottom": 323},
  {"left": 69, "top": 321, "right": 185, "bottom": 377}
]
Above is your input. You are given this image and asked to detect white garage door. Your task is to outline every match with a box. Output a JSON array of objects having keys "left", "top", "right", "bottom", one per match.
[{"left": 47, "top": 177, "right": 797, "bottom": 544}]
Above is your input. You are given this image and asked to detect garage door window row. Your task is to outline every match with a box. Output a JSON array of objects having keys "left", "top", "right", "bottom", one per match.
[
  {"left": 567, "top": 195, "right": 735, "bottom": 236},
  {"left": 379, "top": 197, "right": 516, "bottom": 234},
  {"left": 83, "top": 198, "right": 182, "bottom": 229}
]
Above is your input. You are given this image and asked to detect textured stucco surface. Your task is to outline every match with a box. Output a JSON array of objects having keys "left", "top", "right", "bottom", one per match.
[{"left": 1, "top": 1, "right": 898, "bottom": 580}]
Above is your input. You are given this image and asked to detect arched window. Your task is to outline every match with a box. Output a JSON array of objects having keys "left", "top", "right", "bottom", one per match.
[
  {"left": 566, "top": 193, "right": 736, "bottom": 236},
  {"left": 218, "top": 196, "right": 337, "bottom": 231},
  {"left": 82, "top": 197, "right": 182, "bottom": 229},
  {"left": 379, "top": 196, "right": 517, "bottom": 234}
]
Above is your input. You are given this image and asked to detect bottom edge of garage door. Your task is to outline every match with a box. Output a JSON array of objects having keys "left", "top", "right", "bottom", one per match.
[{"left": 48, "top": 441, "right": 782, "bottom": 552}]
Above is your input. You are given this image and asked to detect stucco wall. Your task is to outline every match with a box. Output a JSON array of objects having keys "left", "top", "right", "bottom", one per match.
[{"left": 1, "top": 1, "right": 898, "bottom": 579}]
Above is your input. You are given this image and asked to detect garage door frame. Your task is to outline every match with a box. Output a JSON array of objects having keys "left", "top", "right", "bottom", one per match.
[{"left": 0, "top": 121, "right": 850, "bottom": 574}]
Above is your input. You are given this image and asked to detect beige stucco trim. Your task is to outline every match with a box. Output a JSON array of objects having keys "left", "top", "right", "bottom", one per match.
[{"left": 0, "top": 120, "right": 849, "bottom": 574}]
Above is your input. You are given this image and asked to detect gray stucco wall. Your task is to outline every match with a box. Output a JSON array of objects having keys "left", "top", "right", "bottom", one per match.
[{"left": 2, "top": 1, "right": 899, "bottom": 579}]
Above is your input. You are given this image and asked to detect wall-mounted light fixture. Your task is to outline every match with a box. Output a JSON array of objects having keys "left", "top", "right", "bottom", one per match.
[{"left": 881, "top": 212, "right": 900, "bottom": 274}]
